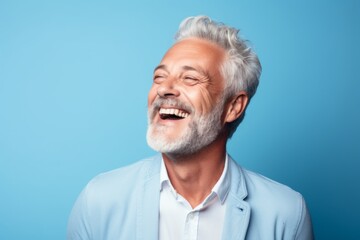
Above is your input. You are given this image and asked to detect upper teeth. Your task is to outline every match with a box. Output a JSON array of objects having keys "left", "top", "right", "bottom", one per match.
[{"left": 159, "top": 108, "right": 189, "bottom": 118}]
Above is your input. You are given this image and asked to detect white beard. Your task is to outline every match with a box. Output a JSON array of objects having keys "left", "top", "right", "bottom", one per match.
[{"left": 146, "top": 97, "right": 224, "bottom": 156}]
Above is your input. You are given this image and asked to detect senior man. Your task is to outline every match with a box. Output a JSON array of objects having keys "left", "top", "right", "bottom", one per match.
[{"left": 67, "top": 16, "right": 314, "bottom": 240}]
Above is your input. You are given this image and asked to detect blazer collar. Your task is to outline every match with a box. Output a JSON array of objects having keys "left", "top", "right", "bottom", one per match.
[
  {"left": 136, "top": 155, "right": 162, "bottom": 240},
  {"left": 221, "top": 155, "right": 251, "bottom": 240}
]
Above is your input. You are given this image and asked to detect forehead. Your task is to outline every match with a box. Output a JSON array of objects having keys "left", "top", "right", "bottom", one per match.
[{"left": 160, "top": 38, "right": 226, "bottom": 71}]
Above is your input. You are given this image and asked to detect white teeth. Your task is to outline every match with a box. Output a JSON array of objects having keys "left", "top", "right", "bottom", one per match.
[{"left": 159, "top": 108, "right": 189, "bottom": 118}]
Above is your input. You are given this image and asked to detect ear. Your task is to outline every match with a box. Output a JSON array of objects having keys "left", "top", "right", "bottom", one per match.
[{"left": 224, "top": 91, "right": 249, "bottom": 123}]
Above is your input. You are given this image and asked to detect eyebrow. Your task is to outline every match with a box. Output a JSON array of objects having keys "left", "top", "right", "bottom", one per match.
[{"left": 153, "top": 64, "right": 167, "bottom": 73}]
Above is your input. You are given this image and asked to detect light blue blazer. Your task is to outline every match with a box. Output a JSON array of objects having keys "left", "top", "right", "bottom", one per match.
[{"left": 67, "top": 155, "right": 313, "bottom": 240}]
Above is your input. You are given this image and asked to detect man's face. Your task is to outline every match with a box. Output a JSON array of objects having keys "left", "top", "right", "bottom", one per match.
[{"left": 147, "top": 38, "right": 227, "bottom": 155}]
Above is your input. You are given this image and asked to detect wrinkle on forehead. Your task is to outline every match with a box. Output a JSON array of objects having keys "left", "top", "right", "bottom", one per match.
[{"left": 160, "top": 37, "right": 226, "bottom": 82}]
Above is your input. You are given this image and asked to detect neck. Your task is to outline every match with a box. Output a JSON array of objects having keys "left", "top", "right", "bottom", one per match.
[{"left": 162, "top": 135, "right": 227, "bottom": 208}]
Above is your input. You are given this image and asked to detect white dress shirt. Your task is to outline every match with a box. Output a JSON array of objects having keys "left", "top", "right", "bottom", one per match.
[{"left": 159, "top": 155, "right": 230, "bottom": 240}]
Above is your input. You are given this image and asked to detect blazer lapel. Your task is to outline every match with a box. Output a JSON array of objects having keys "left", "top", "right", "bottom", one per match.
[
  {"left": 222, "top": 197, "right": 250, "bottom": 240},
  {"left": 136, "top": 156, "right": 161, "bottom": 240},
  {"left": 222, "top": 157, "right": 251, "bottom": 240}
]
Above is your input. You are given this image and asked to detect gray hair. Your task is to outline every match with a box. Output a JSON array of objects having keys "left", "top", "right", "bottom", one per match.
[{"left": 175, "top": 16, "right": 262, "bottom": 138}]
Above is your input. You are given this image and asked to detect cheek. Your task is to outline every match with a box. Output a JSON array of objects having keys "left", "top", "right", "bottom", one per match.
[
  {"left": 147, "top": 85, "right": 157, "bottom": 107},
  {"left": 186, "top": 87, "right": 218, "bottom": 114}
]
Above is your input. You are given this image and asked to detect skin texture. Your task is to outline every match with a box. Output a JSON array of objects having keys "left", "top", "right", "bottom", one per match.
[{"left": 148, "top": 38, "right": 249, "bottom": 207}]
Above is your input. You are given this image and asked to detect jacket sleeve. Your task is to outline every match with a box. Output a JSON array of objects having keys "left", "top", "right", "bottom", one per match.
[
  {"left": 67, "top": 186, "right": 92, "bottom": 240},
  {"left": 295, "top": 196, "right": 314, "bottom": 240}
]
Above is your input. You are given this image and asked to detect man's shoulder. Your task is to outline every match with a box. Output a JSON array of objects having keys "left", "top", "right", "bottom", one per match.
[
  {"left": 85, "top": 155, "right": 161, "bottom": 194},
  {"left": 228, "top": 159, "right": 313, "bottom": 239},
  {"left": 229, "top": 158, "right": 304, "bottom": 211},
  {"left": 243, "top": 168, "right": 301, "bottom": 199}
]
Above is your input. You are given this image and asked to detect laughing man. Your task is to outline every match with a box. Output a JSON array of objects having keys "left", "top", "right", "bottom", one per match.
[{"left": 67, "top": 16, "right": 314, "bottom": 240}]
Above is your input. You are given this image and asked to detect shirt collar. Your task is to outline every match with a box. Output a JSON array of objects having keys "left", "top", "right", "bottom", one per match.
[
  {"left": 160, "top": 154, "right": 230, "bottom": 205},
  {"left": 212, "top": 154, "right": 230, "bottom": 204},
  {"left": 160, "top": 159, "right": 171, "bottom": 191}
]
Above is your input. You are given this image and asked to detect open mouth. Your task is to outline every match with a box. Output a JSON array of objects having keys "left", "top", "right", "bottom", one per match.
[{"left": 159, "top": 108, "right": 189, "bottom": 120}]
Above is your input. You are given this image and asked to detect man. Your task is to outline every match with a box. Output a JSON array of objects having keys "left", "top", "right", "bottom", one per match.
[{"left": 67, "top": 16, "right": 314, "bottom": 240}]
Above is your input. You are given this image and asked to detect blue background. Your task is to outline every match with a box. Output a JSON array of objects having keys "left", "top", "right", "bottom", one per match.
[{"left": 1, "top": 0, "right": 359, "bottom": 239}]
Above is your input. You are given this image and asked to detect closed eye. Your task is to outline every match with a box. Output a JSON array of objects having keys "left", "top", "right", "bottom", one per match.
[
  {"left": 183, "top": 76, "right": 199, "bottom": 85},
  {"left": 153, "top": 74, "right": 165, "bottom": 83}
]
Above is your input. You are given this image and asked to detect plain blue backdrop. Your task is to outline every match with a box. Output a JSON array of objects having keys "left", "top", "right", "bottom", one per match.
[{"left": 1, "top": 0, "right": 359, "bottom": 239}]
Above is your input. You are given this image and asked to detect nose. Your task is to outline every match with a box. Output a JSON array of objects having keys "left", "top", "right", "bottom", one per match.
[{"left": 157, "top": 78, "right": 180, "bottom": 98}]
